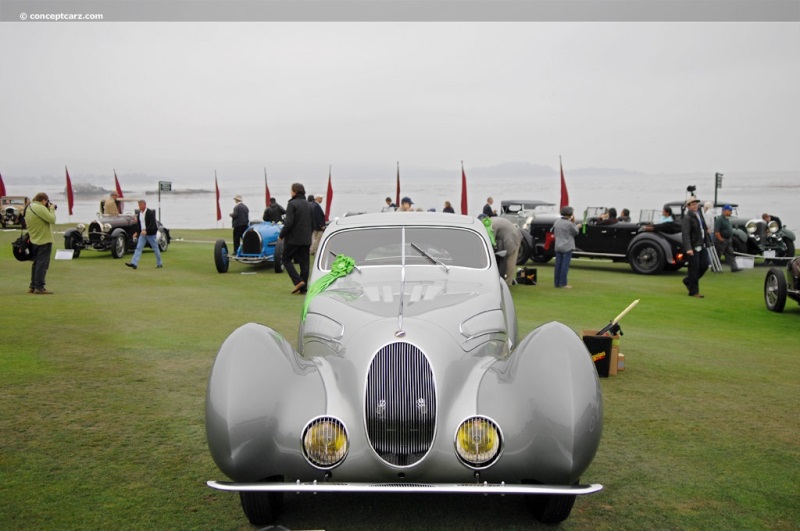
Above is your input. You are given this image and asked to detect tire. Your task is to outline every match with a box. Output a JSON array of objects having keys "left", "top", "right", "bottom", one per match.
[
  {"left": 780, "top": 237, "right": 795, "bottom": 259},
  {"left": 157, "top": 230, "right": 169, "bottom": 253},
  {"left": 64, "top": 232, "right": 82, "bottom": 258},
  {"left": 516, "top": 238, "right": 531, "bottom": 266},
  {"left": 214, "top": 239, "right": 229, "bottom": 273},
  {"left": 764, "top": 267, "right": 787, "bottom": 312},
  {"left": 239, "top": 476, "right": 284, "bottom": 526},
  {"left": 110, "top": 231, "right": 127, "bottom": 259},
  {"left": 273, "top": 239, "right": 284, "bottom": 273},
  {"left": 628, "top": 239, "right": 666, "bottom": 275},
  {"left": 527, "top": 494, "right": 577, "bottom": 525},
  {"left": 532, "top": 246, "right": 552, "bottom": 264}
]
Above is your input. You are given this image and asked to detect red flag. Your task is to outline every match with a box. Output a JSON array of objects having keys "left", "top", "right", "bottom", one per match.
[
  {"left": 114, "top": 170, "right": 124, "bottom": 198},
  {"left": 65, "top": 166, "right": 74, "bottom": 216},
  {"left": 215, "top": 173, "right": 222, "bottom": 222},
  {"left": 395, "top": 162, "right": 400, "bottom": 207},
  {"left": 325, "top": 166, "right": 333, "bottom": 222},
  {"left": 460, "top": 161, "right": 468, "bottom": 215},
  {"left": 264, "top": 168, "right": 271, "bottom": 207},
  {"left": 114, "top": 170, "right": 125, "bottom": 213},
  {"left": 0, "top": 172, "right": 6, "bottom": 197},
  {"left": 559, "top": 156, "right": 569, "bottom": 210}
]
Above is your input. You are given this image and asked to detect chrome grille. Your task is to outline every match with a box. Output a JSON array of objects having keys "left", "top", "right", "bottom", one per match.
[
  {"left": 365, "top": 342, "right": 436, "bottom": 467},
  {"left": 88, "top": 221, "right": 102, "bottom": 243},
  {"left": 241, "top": 230, "right": 261, "bottom": 255}
]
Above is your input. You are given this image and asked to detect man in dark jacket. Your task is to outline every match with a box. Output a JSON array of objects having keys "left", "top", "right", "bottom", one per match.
[
  {"left": 714, "top": 205, "right": 742, "bottom": 273},
  {"left": 230, "top": 195, "right": 249, "bottom": 252},
  {"left": 309, "top": 194, "right": 326, "bottom": 254},
  {"left": 262, "top": 197, "right": 285, "bottom": 223},
  {"left": 681, "top": 196, "right": 710, "bottom": 297},
  {"left": 126, "top": 199, "right": 163, "bottom": 270},
  {"left": 280, "top": 183, "right": 313, "bottom": 293}
]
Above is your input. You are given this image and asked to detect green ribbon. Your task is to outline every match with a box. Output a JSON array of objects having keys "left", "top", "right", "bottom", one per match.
[
  {"left": 303, "top": 254, "right": 356, "bottom": 320},
  {"left": 482, "top": 217, "right": 496, "bottom": 247}
]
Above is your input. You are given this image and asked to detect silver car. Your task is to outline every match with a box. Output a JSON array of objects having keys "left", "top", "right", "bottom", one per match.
[{"left": 205, "top": 213, "right": 603, "bottom": 525}]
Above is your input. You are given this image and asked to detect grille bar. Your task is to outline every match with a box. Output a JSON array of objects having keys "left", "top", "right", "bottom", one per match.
[{"left": 365, "top": 342, "right": 436, "bottom": 467}]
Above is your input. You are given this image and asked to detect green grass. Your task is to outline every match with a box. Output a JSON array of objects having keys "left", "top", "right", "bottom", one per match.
[{"left": 1, "top": 227, "right": 798, "bottom": 530}]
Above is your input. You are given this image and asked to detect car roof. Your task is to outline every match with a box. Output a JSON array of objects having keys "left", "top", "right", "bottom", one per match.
[
  {"left": 334, "top": 212, "right": 476, "bottom": 226},
  {"left": 501, "top": 200, "right": 555, "bottom": 206}
]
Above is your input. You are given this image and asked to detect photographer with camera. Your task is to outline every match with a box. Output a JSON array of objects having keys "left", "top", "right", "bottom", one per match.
[{"left": 24, "top": 192, "right": 57, "bottom": 294}]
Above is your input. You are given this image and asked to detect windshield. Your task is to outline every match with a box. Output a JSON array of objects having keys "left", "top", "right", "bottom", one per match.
[{"left": 320, "top": 226, "right": 489, "bottom": 270}]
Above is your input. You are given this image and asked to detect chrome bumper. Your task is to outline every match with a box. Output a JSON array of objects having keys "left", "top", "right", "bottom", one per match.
[{"left": 208, "top": 480, "right": 602, "bottom": 496}]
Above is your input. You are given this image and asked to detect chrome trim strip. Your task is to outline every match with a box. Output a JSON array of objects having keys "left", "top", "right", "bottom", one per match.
[{"left": 208, "top": 480, "right": 603, "bottom": 496}]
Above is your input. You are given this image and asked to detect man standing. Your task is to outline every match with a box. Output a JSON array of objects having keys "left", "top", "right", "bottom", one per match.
[
  {"left": 714, "top": 205, "right": 742, "bottom": 273},
  {"left": 24, "top": 192, "right": 57, "bottom": 294},
  {"left": 483, "top": 197, "right": 497, "bottom": 217},
  {"left": 553, "top": 205, "right": 579, "bottom": 289},
  {"left": 491, "top": 216, "right": 522, "bottom": 287},
  {"left": 280, "top": 183, "right": 313, "bottom": 294},
  {"left": 230, "top": 195, "right": 249, "bottom": 252},
  {"left": 309, "top": 194, "right": 326, "bottom": 254},
  {"left": 682, "top": 196, "right": 710, "bottom": 298},
  {"left": 125, "top": 199, "right": 163, "bottom": 270},
  {"left": 262, "top": 197, "right": 285, "bottom": 223}
]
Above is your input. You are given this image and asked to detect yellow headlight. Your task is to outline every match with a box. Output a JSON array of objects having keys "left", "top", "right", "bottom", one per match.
[
  {"left": 302, "top": 417, "right": 349, "bottom": 468},
  {"left": 455, "top": 416, "right": 501, "bottom": 468}
]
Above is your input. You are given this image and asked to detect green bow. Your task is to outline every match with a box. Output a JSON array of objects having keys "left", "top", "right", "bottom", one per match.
[
  {"left": 482, "top": 217, "right": 496, "bottom": 247},
  {"left": 303, "top": 254, "right": 356, "bottom": 320}
]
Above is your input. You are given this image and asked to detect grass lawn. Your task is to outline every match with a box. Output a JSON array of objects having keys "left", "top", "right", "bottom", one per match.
[{"left": 1, "top": 227, "right": 798, "bottom": 529}]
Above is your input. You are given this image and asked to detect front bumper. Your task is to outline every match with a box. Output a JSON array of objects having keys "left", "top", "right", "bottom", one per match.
[{"left": 208, "top": 480, "right": 602, "bottom": 496}]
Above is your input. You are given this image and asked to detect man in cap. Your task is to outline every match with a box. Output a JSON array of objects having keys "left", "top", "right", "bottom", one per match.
[
  {"left": 230, "top": 195, "right": 249, "bottom": 252},
  {"left": 681, "top": 196, "right": 711, "bottom": 297},
  {"left": 104, "top": 191, "right": 121, "bottom": 215},
  {"left": 714, "top": 205, "right": 742, "bottom": 272},
  {"left": 398, "top": 197, "right": 414, "bottom": 212}
]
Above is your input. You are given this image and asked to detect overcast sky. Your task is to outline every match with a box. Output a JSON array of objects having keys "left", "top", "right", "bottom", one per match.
[{"left": 1, "top": 22, "right": 798, "bottom": 181}]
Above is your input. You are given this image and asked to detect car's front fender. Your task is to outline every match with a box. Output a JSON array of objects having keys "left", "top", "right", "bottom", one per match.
[
  {"left": 205, "top": 323, "right": 325, "bottom": 482},
  {"left": 478, "top": 322, "right": 602, "bottom": 485}
]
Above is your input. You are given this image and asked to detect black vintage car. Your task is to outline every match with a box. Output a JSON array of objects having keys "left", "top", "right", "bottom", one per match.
[
  {"left": 64, "top": 211, "right": 170, "bottom": 259},
  {"left": 764, "top": 257, "right": 800, "bottom": 312},
  {"left": 661, "top": 200, "right": 795, "bottom": 261},
  {"left": 528, "top": 206, "right": 686, "bottom": 275},
  {"left": 498, "top": 199, "right": 554, "bottom": 265}
]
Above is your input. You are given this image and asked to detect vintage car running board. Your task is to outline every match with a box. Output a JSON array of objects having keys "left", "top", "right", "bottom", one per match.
[{"left": 208, "top": 480, "right": 602, "bottom": 496}]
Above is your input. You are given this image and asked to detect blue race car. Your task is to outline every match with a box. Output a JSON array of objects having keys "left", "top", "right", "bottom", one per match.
[{"left": 214, "top": 222, "right": 284, "bottom": 273}]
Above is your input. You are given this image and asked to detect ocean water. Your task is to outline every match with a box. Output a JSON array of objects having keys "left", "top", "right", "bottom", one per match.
[{"left": 5, "top": 171, "right": 798, "bottom": 232}]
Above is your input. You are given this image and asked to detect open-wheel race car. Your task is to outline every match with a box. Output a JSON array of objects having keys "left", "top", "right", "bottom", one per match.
[
  {"left": 205, "top": 213, "right": 603, "bottom": 526},
  {"left": 213, "top": 222, "right": 284, "bottom": 273},
  {"left": 764, "top": 257, "right": 800, "bottom": 312},
  {"left": 63, "top": 212, "right": 170, "bottom": 258},
  {"left": 1, "top": 196, "right": 31, "bottom": 228}
]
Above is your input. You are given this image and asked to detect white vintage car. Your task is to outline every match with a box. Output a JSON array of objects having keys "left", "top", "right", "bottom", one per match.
[{"left": 206, "top": 213, "right": 603, "bottom": 526}]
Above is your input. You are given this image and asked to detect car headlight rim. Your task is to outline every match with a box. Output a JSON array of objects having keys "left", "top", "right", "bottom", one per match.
[
  {"left": 302, "top": 416, "right": 349, "bottom": 469},
  {"left": 454, "top": 415, "right": 503, "bottom": 469}
]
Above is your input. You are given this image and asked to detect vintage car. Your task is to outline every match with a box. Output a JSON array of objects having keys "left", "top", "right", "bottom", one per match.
[
  {"left": 662, "top": 199, "right": 795, "bottom": 260},
  {"left": 206, "top": 213, "right": 603, "bottom": 526},
  {"left": 528, "top": 206, "right": 686, "bottom": 274},
  {"left": 214, "top": 222, "right": 284, "bottom": 273},
  {"left": 1, "top": 196, "right": 30, "bottom": 228},
  {"left": 63, "top": 211, "right": 170, "bottom": 258},
  {"left": 764, "top": 257, "right": 800, "bottom": 312},
  {"left": 499, "top": 199, "right": 554, "bottom": 265}
]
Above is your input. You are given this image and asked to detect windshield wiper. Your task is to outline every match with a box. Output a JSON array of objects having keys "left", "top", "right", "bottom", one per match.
[{"left": 410, "top": 242, "right": 449, "bottom": 272}]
